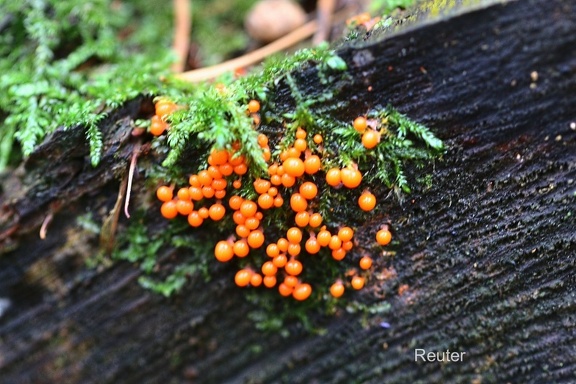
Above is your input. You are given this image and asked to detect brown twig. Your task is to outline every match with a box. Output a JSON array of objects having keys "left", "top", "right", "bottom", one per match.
[
  {"left": 172, "top": 0, "right": 192, "bottom": 73},
  {"left": 313, "top": 0, "right": 336, "bottom": 45},
  {"left": 176, "top": 7, "right": 353, "bottom": 83}
]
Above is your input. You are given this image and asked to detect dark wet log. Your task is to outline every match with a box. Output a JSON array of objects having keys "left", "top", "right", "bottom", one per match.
[{"left": 1, "top": 0, "right": 575, "bottom": 383}]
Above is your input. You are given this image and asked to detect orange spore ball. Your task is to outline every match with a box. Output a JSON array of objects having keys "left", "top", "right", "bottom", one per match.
[
  {"left": 328, "top": 235, "right": 343, "bottom": 250},
  {"left": 340, "top": 167, "right": 362, "bottom": 188},
  {"left": 155, "top": 99, "right": 178, "bottom": 118},
  {"left": 272, "top": 254, "right": 287, "bottom": 268},
  {"left": 277, "top": 238, "right": 289, "bottom": 252},
  {"left": 253, "top": 178, "right": 271, "bottom": 194},
  {"left": 228, "top": 195, "right": 244, "bottom": 210},
  {"left": 353, "top": 116, "right": 368, "bottom": 133},
  {"left": 257, "top": 193, "right": 274, "bottom": 209},
  {"left": 177, "top": 187, "right": 191, "bottom": 201},
  {"left": 358, "top": 191, "right": 376, "bottom": 211},
  {"left": 234, "top": 163, "right": 248, "bottom": 176},
  {"left": 273, "top": 195, "right": 284, "bottom": 207},
  {"left": 304, "top": 155, "right": 321, "bottom": 174},
  {"left": 214, "top": 241, "right": 234, "bottom": 262},
  {"left": 201, "top": 186, "right": 215, "bottom": 199},
  {"left": 351, "top": 276, "right": 365, "bottom": 290},
  {"left": 294, "top": 211, "right": 310, "bottom": 227},
  {"left": 332, "top": 248, "right": 346, "bottom": 260},
  {"left": 359, "top": 256, "right": 373, "bottom": 270},
  {"left": 209, "top": 203, "right": 226, "bottom": 221},
  {"left": 257, "top": 133, "right": 269, "bottom": 147},
  {"left": 187, "top": 211, "right": 203, "bottom": 227},
  {"left": 299, "top": 182, "right": 318, "bottom": 200},
  {"left": 210, "top": 148, "right": 229, "bottom": 165},
  {"left": 261, "top": 261, "right": 278, "bottom": 276},
  {"left": 278, "top": 283, "right": 294, "bottom": 297},
  {"left": 283, "top": 158, "right": 305, "bottom": 177},
  {"left": 362, "top": 129, "right": 380, "bottom": 149},
  {"left": 287, "top": 243, "right": 301, "bottom": 257},
  {"left": 295, "top": 127, "right": 307, "bottom": 139},
  {"left": 235, "top": 269, "right": 252, "bottom": 287},
  {"left": 308, "top": 213, "right": 323, "bottom": 228},
  {"left": 198, "top": 207, "right": 209, "bottom": 219},
  {"left": 150, "top": 115, "right": 169, "bottom": 136},
  {"left": 294, "top": 138, "right": 307, "bottom": 152},
  {"left": 248, "top": 230, "right": 265, "bottom": 248},
  {"left": 266, "top": 243, "right": 280, "bottom": 258},
  {"left": 330, "top": 281, "right": 345, "bottom": 298},
  {"left": 160, "top": 201, "right": 178, "bottom": 219},
  {"left": 317, "top": 228, "right": 331, "bottom": 247},
  {"left": 313, "top": 134, "right": 323, "bottom": 144},
  {"left": 290, "top": 193, "right": 308, "bottom": 212},
  {"left": 176, "top": 199, "right": 194, "bottom": 216},
  {"left": 189, "top": 187, "right": 203, "bottom": 201},
  {"left": 263, "top": 275, "right": 277, "bottom": 288},
  {"left": 248, "top": 99, "right": 260, "bottom": 113},
  {"left": 244, "top": 217, "right": 260, "bottom": 230},
  {"left": 240, "top": 200, "right": 258, "bottom": 217},
  {"left": 189, "top": 175, "right": 201, "bottom": 188},
  {"left": 284, "top": 275, "right": 298, "bottom": 287},
  {"left": 156, "top": 186, "right": 173, "bottom": 202},
  {"left": 286, "top": 227, "right": 303, "bottom": 243},
  {"left": 292, "top": 283, "right": 312, "bottom": 301},
  {"left": 250, "top": 273, "right": 263, "bottom": 287},
  {"left": 233, "top": 239, "right": 250, "bottom": 257},
  {"left": 326, "top": 168, "right": 342, "bottom": 187},
  {"left": 337, "top": 226, "right": 354, "bottom": 242},
  {"left": 285, "top": 259, "right": 303, "bottom": 276},
  {"left": 281, "top": 174, "right": 296, "bottom": 188},
  {"left": 236, "top": 224, "right": 250, "bottom": 238},
  {"left": 376, "top": 228, "right": 392, "bottom": 245},
  {"left": 233, "top": 179, "right": 242, "bottom": 189},
  {"left": 305, "top": 237, "right": 320, "bottom": 254}
]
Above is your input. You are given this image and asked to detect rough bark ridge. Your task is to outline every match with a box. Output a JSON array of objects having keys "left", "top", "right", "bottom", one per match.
[{"left": 1, "top": 0, "right": 575, "bottom": 383}]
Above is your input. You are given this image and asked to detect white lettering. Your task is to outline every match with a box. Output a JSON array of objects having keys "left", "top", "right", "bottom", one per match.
[{"left": 414, "top": 349, "right": 426, "bottom": 361}]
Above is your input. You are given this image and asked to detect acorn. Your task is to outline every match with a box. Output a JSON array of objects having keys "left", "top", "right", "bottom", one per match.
[{"left": 245, "top": 0, "right": 307, "bottom": 43}]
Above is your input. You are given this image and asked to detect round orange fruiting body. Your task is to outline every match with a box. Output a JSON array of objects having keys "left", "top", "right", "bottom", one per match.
[
  {"left": 351, "top": 276, "right": 366, "bottom": 290},
  {"left": 362, "top": 129, "right": 380, "bottom": 149},
  {"left": 248, "top": 99, "right": 260, "bottom": 113},
  {"left": 326, "top": 168, "right": 342, "bottom": 187},
  {"left": 156, "top": 186, "right": 173, "bottom": 202},
  {"left": 285, "top": 259, "right": 303, "bottom": 276},
  {"left": 330, "top": 281, "right": 345, "bottom": 298},
  {"left": 299, "top": 182, "right": 318, "bottom": 200},
  {"left": 353, "top": 116, "right": 368, "bottom": 133},
  {"left": 376, "top": 228, "right": 392, "bottom": 245},
  {"left": 340, "top": 167, "right": 362, "bottom": 188},
  {"left": 160, "top": 201, "right": 178, "bottom": 219},
  {"left": 235, "top": 269, "right": 252, "bottom": 287},
  {"left": 359, "top": 256, "right": 373, "bottom": 270},
  {"left": 358, "top": 191, "right": 377, "bottom": 211},
  {"left": 214, "top": 241, "right": 234, "bottom": 262},
  {"left": 292, "top": 283, "right": 312, "bottom": 301}
]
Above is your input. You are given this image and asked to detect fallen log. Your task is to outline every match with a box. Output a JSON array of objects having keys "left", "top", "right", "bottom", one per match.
[{"left": 0, "top": 0, "right": 575, "bottom": 383}]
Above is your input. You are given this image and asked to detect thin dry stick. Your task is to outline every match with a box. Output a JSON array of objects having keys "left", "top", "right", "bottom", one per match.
[
  {"left": 124, "top": 145, "right": 140, "bottom": 219},
  {"left": 172, "top": 0, "right": 192, "bottom": 73},
  {"left": 39, "top": 212, "right": 53, "bottom": 240},
  {"left": 177, "top": 7, "right": 352, "bottom": 83}
]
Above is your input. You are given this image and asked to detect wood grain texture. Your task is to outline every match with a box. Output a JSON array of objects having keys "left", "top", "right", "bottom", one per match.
[{"left": 1, "top": 0, "right": 575, "bottom": 383}]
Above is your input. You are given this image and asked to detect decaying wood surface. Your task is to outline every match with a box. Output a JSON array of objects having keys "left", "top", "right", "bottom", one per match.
[{"left": 1, "top": 0, "right": 575, "bottom": 383}]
